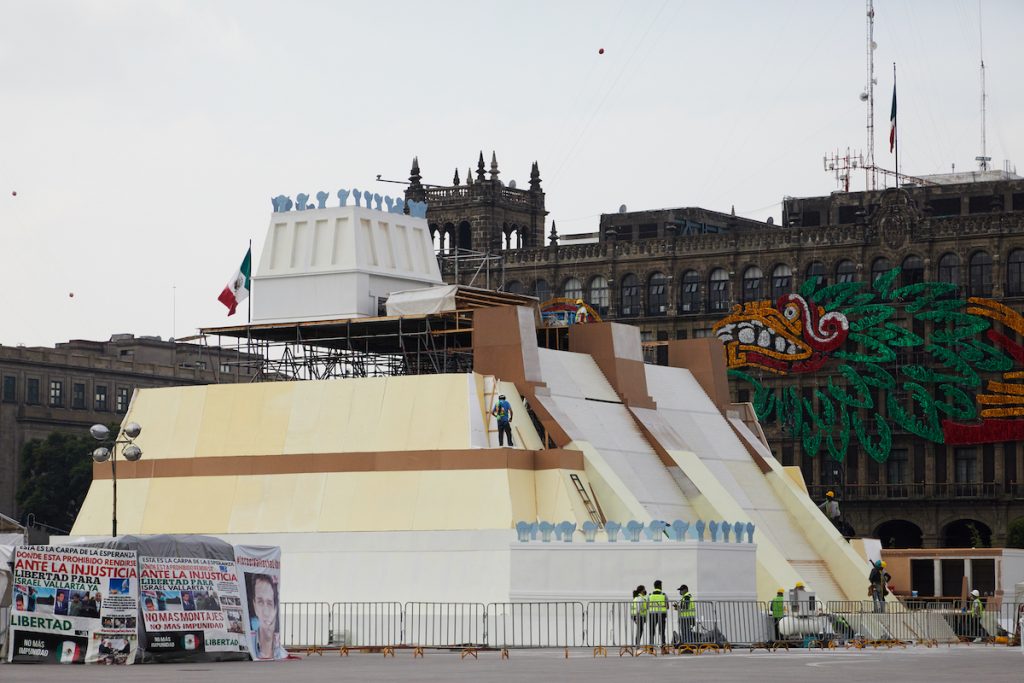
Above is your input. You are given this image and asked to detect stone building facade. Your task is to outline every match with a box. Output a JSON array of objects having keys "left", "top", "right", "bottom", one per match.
[
  {"left": 421, "top": 155, "right": 1024, "bottom": 548},
  {"left": 0, "top": 334, "right": 257, "bottom": 523}
]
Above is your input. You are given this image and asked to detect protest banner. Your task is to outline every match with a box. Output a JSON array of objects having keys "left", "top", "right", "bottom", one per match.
[
  {"left": 139, "top": 556, "right": 247, "bottom": 658},
  {"left": 234, "top": 545, "right": 287, "bottom": 661},
  {"left": 8, "top": 545, "right": 138, "bottom": 664}
]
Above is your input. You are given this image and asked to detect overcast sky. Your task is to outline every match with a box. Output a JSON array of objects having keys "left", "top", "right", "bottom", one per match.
[{"left": 2, "top": 0, "right": 1021, "bottom": 348}]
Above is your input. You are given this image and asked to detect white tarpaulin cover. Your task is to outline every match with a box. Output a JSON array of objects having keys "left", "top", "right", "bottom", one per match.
[{"left": 386, "top": 285, "right": 458, "bottom": 316}]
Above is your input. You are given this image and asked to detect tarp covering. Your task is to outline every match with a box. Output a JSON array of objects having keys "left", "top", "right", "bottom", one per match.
[{"left": 386, "top": 284, "right": 458, "bottom": 316}]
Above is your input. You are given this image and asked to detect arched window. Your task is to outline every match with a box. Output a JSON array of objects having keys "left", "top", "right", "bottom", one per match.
[
  {"left": 589, "top": 276, "right": 609, "bottom": 315},
  {"left": 806, "top": 261, "right": 826, "bottom": 288},
  {"left": 836, "top": 259, "right": 857, "bottom": 284},
  {"left": 870, "top": 257, "right": 892, "bottom": 286},
  {"left": 708, "top": 268, "right": 730, "bottom": 312},
  {"left": 457, "top": 221, "right": 472, "bottom": 250},
  {"left": 741, "top": 266, "right": 764, "bottom": 302},
  {"left": 968, "top": 251, "right": 993, "bottom": 297},
  {"left": 534, "top": 279, "right": 551, "bottom": 303},
  {"left": 937, "top": 252, "right": 959, "bottom": 285},
  {"left": 770, "top": 264, "right": 792, "bottom": 301},
  {"left": 562, "top": 277, "right": 583, "bottom": 300},
  {"left": 1008, "top": 250, "right": 1024, "bottom": 296},
  {"left": 679, "top": 270, "right": 700, "bottom": 313},
  {"left": 647, "top": 272, "right": 668, "bottom": 316},
  {"left": 620, "top": 274, "right": 640, "bottom": 317},
  {"left": 901, "top": 255, "right": 925, "bottom": 287},
  {"left": 505, "top": 280, "right": 524, "bottom": 295}
]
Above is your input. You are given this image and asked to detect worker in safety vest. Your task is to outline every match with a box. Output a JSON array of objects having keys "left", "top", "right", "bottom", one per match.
[
  {"left": 574, "top": 299, "right": 592, "bottom": 324},
  {"left": 630, "top": 585, "right": 647, "bottom": 646},
  {"left": 770, "top": 588, "right": 786, "bottom": 641},
  {"left": 647, "top": 580, "right": 668, "bottom": 647},
  {"left": 677, "top": 584, "right": 696, "bottom": 645},
  {"left": 969, "top": 589, "right": 985, "bottom": 642},
  {"left": 492, "top": 394, "right": 514, "bottom": 447},
  {"left": 819, "top": 490, "right": 841, "bottom": 531}
]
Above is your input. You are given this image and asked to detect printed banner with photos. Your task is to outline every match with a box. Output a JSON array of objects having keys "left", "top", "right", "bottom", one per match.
[
  {"left": 139, "top": 556, "right": 248, "bottom": 656},
  {"left": 8, "top": 545, "right": 139, "bottom": 664},
  {"left": 234, "top": 545, "right": 287, "bottom": 661}
]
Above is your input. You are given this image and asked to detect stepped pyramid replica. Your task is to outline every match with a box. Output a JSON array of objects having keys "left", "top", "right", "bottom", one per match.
[{"left": 70, "top": 191, "right": 872, "bottom": 605}]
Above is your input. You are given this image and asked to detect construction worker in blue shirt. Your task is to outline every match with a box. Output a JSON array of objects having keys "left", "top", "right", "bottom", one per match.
[
  {"left": 492, "top": 394, "right": 514, "bottom": 447},
  {"left": 648, "top": 580, "right": 668, "bottom": 647},
  {"left": 630, "top": 585, "right": 647, "bottom": 646}
]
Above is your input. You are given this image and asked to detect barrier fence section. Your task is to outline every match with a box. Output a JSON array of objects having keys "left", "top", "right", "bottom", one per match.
[
  {"left": 487, "top": 602, "right": 585, "bottom": 648},
  {"left": 584, "top": 600, "right": 728, "bottom": 648},
  {"left": 403, "top": 602, "right": 486, "bottom": 648},
  {"left": 330, "top": 601, "right": 403, "bottom": 647},
  {"left": 280, "top": 601, "right": 332, "bottom": 648},
  {"left": 713, "top": 600, "right": 772, "bottom": 646}
]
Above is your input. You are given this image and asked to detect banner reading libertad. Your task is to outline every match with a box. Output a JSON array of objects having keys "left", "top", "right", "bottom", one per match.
[{"left": 8, "top": 545, "right": 139, "bottom": 664}]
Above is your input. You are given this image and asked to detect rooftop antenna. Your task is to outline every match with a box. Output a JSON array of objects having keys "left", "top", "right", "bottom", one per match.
[
  {"left": 863, "top": 0, "right": 878, "bottom": 189},
  {"left": 975, "top": 0, "right": 990, "bottom": 172}
]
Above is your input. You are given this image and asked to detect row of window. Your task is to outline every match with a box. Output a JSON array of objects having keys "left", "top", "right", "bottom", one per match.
[
  {"left": 506, "top": 249, "right": 1022, "bottom": 316},
  {"left": 1, "top": 376, "right": 131, "bottom": 413}
]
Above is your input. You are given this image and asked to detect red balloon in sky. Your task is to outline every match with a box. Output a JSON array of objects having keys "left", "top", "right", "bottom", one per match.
[{"left": 598, "top": 48, "right": 604, "bottom": 54}]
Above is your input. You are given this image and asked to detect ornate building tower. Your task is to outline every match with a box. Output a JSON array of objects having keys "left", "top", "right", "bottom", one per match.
[{"left": 405, "top": 152, "right": 547, "bottom": 254}]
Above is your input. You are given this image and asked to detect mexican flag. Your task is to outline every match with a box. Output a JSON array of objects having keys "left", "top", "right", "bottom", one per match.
[
  {"left": 217, "top": 247, "right": 251, "bottom": 316},
  {"left": 888, "top": 84, "right": 897, "bottom": 153}
]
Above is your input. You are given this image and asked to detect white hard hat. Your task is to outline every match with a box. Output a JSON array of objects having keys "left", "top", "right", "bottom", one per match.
[{"left": 971, "top": 589, "right": 980, "bottom": 597}]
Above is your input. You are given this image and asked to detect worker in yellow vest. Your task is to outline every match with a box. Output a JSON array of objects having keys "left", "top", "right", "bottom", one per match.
[
  {"left": 648, "top": 580, "right": 668, "bottom": 647},
  {"left": 770, "top": 588, "right": 786, "bottom": 641},
  {"left": 630, "top": 585, "right": 648, "bottom": 646},
  {"left": 677, "top": 584, "right": 696, "bottom": 644}
]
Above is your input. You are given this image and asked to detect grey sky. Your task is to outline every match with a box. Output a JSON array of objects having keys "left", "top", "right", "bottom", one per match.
[{"left": 1, "top": 0, "right": 1021, "bottom": 347}]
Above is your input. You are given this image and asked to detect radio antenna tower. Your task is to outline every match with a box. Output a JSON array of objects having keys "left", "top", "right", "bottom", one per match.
[
  {"left": 862, "top": 0, "right": 878, "bottom": 190},
  {"left": 975, "top": 1, "right": 990, "bottom": 172}
]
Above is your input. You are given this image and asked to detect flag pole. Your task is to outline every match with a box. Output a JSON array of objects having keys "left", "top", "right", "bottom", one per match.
[
  {"left": 893, "top": 62, "right": 899, "bottom": 186},
  {"left": 247, "top": 238, "right": 252, "bottom": 325}
]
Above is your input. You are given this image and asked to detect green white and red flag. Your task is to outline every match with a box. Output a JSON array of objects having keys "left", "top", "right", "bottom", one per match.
[
  {"left": 888, "top": 84, "right": 897, "bottom": 153},
  {"left": 217, "top": 247, "right": 251, "bottom": 316}
]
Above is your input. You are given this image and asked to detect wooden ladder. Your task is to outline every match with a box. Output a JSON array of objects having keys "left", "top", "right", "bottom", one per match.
[{"left": 570, "top": 473, "right": 603, "bottom": 526}]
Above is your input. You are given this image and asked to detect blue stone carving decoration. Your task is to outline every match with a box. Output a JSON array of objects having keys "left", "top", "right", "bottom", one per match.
[
  {"left": 721, "top": 521, "right": 732, "bottom": 543},
  {"left": 272, "top": 195, "right": 293, "bottom": 212},
  {"left": 363, "top": 191, "right": 374, "bottom": 208},
  {"left": 316, "top": 191, "right": 329, "bottom": 209},
  {"left": 373, "top": 193, "right": 383, "bottom": 210},
  {"left": 694, "top": 519, "right": 706, "bottom": 542},
  {"left": 408, "top": 200, "right": 428, "bottom": 218},
  {"left": 538, "top": 520, "right": 555, "bottom": 543},
  {"left": 648, "top": 519, "right": 668, "bottom": 542},
  {"left": 671, "top": 520, "right": 689, "bottom": 541},
  {"left": 642, "top": 525, "right": 656, "bottom": 541},
  {"left": 296, "top": 193, "right": 310, "bottom": 211},
  {"left": 529, "top": 521, "right": 538, "bottom": 540},
  {"left": 337, "top": 189, "right": 350, "bottom": 207},
  {"left": 384, "top": 196, "right": 395, "bottom": 212},
  {"left": 581, "top": 520, "right": 599, "bottom": 542},
  {"left": 604, "top": 521, "right": 621, "bottom": 542},
  {"left": 708, "top": 520, "right": 719, "bottom": 542},
  {"left": 515, "top": 521, "right": 532, "bottom": 543},
  {"left": 625, "top": 520, "right": 644, "bottom": 543},
  {"left": 734, "top": 521, "right": 745, "bottom": 543},
  {"left": 558, "top": 521, "right": 576, "bottom": 543},
  {"left": 352, "top": 189, "right": 362, "bottom": 207},
  {"left": 745, "top": 522, "right": 755, "bottom": 543}
]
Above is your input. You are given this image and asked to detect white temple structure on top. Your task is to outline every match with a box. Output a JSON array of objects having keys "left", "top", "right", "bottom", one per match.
[{"left": 252, "top": 201, "right": 442, "bottom": 323}]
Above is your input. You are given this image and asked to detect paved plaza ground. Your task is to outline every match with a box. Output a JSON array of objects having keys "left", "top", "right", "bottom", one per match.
[{"left": 2, "top": 644, "right": 1022, "bottom": 682}]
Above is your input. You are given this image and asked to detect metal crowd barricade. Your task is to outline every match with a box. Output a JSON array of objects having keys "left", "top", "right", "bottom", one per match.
[
  {"left": 669, "top": 600, "right": 722, "bottom": 647},
  {"left": 403, "top": 602, "right": 486, "bottom": 648},
  {"left": 487, "top": 601, "right": 585, "bottom": 648},
  {"left": 330, "top": 601, "right": 403, "bottom": 647},
  {"left": 585, "top": 600, "right": 644, "bottom": 648},
  {"left": 710, "top": 600, "right": 772, "bottom": 647},
  {"left": 280, "top": 601, "right": 332, "bottom": 649}
]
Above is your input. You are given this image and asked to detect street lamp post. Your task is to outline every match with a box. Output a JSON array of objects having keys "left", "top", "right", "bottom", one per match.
[{"left": 89, "top": 422, "right": 143, "bottom": 537}]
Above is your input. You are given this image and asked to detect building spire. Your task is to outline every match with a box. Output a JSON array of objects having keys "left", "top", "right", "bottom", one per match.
[
  {"left": 489, "top": 151, "right": 500, "bottom": 180},
  {"left": 476, "top": 151, "right": 486, "bottom": 182},
  {"left": 409, "top": 156, "right": 422, "bottom": 189},
  {"left": 453, "top": 168, "right": 460, "bottom": 186},
  {"left": 548, "top": 220, "right": 559, "bottom": 246},
  {"left": 466, "top": 167, "right": 474, "bottom": 185},
  {"left": 529, "top": 161, "right": 542, "bottom": 191}
]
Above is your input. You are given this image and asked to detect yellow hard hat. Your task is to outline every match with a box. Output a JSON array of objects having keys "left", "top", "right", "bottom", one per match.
[
  {"left": 777, "top": 588, "right": 784, "bottom": 594},
  {"left": 795, "top": 581, "right": 804, "bottom": 588},
  {"left": 575, "top": 298, "right": 584, "bottom": 305},
  {"left": 880, "top": 561, "right": 886, "bottom": 568},
  {"left": 826, "top": 491, "right": 835, "bottom": 498}
]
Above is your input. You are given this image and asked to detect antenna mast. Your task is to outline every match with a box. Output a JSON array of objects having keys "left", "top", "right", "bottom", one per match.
[
  {"left": 864, "top": 0, "right": 878, "bottom": 189},
  {"left": 976, "top": 1, "right": 990, "bottom": 172}
]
